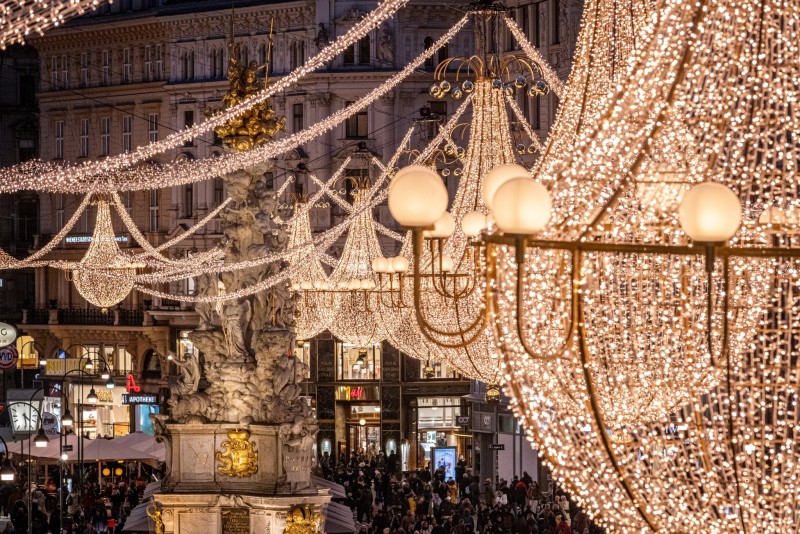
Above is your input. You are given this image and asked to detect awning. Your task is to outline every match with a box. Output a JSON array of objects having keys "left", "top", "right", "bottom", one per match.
[
  {"left": 122, "top": 500, "right": 155, "bottom": 533},
  {"left": 324, "top": 501, "right": 356, "bottom": 533},
  {"left": 312, "top": 475, "right": 346, "bottom": 498}
]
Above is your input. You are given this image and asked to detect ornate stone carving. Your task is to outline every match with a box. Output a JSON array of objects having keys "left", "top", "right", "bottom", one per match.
[
  {"left": 314, "top": 23, "right": 329, "bottom": 49},
  {"left": 146, "top": 501, "right": 166, "bottom": 534},
  {"left": 279, "top": 417, "right": 318, "bottom": 493},
  {"left": 377, "top": 24, "right": 394, "bottom": 64},
  {"left": 285, "top": 505, "right": 322, "bottom": 534},
  {"left": 151, "top": 414, "right": 175, "bottom": 492},
  {"left": 216, "top": 429, "right": 259, "bottom": 478},
  {"left": 206, "top": 36, "right": 285, "bottom": 152}
]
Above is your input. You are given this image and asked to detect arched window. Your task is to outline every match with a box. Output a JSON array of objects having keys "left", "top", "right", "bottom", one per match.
[
  {"left": 239, "top": 44, "right": 249, "bottom": 65},
  {"left": 142, "top": 349, "right": 162, "bottom": 379},
  {"left": 359, "top": 34, "right": 370, "bottom": 64},
  {"left": 209, "top": 49, "right": 217, "bottom": 78},
  {"left": 181, "top": 52, "right": 189, "bottom": 80},
  {"left": 188, "top": 51, "right": 195, "bottom": 79},
  {"left": 258, "top": 43, "right": 268, "bottom": 66},
  {"left": 424, "top": 36, "right": 434, "bottom": 69},
  {"left": 438, "top": 45, "right": 449, "bottom": 67}
]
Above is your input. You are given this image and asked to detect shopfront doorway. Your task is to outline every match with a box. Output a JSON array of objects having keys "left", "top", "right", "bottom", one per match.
[{"left": 341, "top": 403, "right": 381, "bottom": 462}]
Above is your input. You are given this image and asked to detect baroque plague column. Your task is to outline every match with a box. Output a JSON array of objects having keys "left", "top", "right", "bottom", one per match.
[{"left": 151, "top": 36, "right": 330, "bottom": 534}]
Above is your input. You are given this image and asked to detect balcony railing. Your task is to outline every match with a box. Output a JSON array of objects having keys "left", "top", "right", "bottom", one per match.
[
  {"left": 44, "top": 358, "right": 131, "bottom": 377},
  {"left": 21, "top": 308, "right": 145, "bottom": 326}
]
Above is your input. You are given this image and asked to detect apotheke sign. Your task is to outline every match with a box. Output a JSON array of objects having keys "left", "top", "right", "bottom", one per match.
[{"left": 121, "top": 394, "right": 158, "bottom": 405}]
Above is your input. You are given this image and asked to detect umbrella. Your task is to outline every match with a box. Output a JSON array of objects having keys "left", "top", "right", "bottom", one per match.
[{"left": 6, "top": 434, "right": 86, "bottom": 463}]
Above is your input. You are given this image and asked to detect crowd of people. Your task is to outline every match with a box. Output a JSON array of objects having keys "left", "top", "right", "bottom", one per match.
[
  {"left": 319, "top": 449, "right": 600, "bottom": 534},
  {"left": 0, "top": 471, "right": 150, "bottom": 534}
]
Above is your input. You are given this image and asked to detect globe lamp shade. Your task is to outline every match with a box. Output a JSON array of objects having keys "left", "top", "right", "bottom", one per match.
[
  {"left": 482, "top": 164, "right": 529, "bottom": 209},
  {"left": 424, "top": 212, "right": 456, "bottom": 238},
  {"left": 372, "top": 257, "right": 389, "bottom": 273},
  {"left": 86, "top": 388, "right": 99, "bottom": 404},
  {"left": 388, "top": 165, "right": 448, "bottom": 227},
  {"left": 461, "top": 211, "right": 488, "bottom": 237},
  {"left": 391, "top": 256, "right": 410, "bottom": 273},
  {"left": 491, "top": 178, "right": 552, "bottom": 234},
  {"left": 678, "top": 182, "right": 742, "bottom": 242}
]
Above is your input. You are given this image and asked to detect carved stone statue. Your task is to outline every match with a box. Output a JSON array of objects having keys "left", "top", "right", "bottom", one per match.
[
  {"left": 195, "top": 273, "right": 219, "bottom": 330},
  {"left": 280, "top": 416, "right": 318, "bottom": 492},
  {"left": 378, "top": 24, "right": 394, "bottom": 64},
  {"left": 221, "top": 299, "right": 252, "bottom": 359},
  {"left": 169, "top": 352, "right": 200, "bottom": 398},
  {"left": 151, "top": 414, "right": 174, "bottom": 491},
  {"left": 314, "top": 23, "right": 330, "bottom": 49}
]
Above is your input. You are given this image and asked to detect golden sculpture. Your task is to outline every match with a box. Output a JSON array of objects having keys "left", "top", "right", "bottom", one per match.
[
  {"left": 285, "top": 505, "right": 322, "bottom": 534},
  {"left": 208, "top": 17, "right": 286, "bottom": 152},
  {"left": 216, "top": 428, "right": 259, "bottom": 478},
  {"left": 146, "top": 501, "right": 165, "bottom": 534}
]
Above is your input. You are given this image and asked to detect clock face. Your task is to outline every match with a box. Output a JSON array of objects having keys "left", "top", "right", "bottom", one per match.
[{"left": 10, "top": 401, "right": 41, "bottom": 432}]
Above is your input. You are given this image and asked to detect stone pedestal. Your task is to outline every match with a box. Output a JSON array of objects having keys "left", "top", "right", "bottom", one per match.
[
  {"left": 155, "top": 493, "right": 330, "bottom": 534},
  {"left": 155, "top": 422, "right": 330, "bottom": 534}
]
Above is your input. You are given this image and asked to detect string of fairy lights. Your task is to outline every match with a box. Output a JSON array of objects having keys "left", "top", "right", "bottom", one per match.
[{"left": 0, "top": 0, "right": 108, "bottom": 48}]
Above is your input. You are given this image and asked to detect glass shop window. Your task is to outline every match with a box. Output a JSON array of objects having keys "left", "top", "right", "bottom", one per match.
[{"left": 337, "top": 343, "right": 381, "bottom": 381}]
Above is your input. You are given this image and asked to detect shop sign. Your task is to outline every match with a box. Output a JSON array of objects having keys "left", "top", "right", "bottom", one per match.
[
  {"left": 350, "top": 387, "right": 364, "bottom": 399},
  {"left": 0, "top": 345, "right": 18, "bottom": 370},
  {"left": 0, "top": 322, "right": 17, "bottom": 346},
  {"left": 121, "top": 393, "right": 158, "bottom": 405},
  {"left": 125, "top": 374, "right": 141, "bottom": 393},
  {"left": 456, "top": 415, "right": 471, "bottom": 426},
  {"left": 41, "top": 412, "right": 59, "bottom": 434},
  {"left": 65, "top": 235, "right": 128, "bottom": 243},
  {"left": 96, "top": 390, "right": 114, "bottom": 403},
  {"left": 488, "top": 443, "right": 505, "bottom": 451}
]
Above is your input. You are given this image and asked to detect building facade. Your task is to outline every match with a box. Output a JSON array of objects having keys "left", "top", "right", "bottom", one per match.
[{"left": 14, "top": 0, "right": 581, "bottom": 477}]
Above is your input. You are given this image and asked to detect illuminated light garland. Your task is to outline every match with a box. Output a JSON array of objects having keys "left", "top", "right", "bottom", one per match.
[
  {"left": 0, "top": 0, "right": 107, "bottom": 48},
  {"left": 0, "top": 0, "right": 446, "bottom": 193},
  {"left": 141, "top": 197, "right": 233, "bottom": 254},
  {"left": 309, "top": 167, "right": 404, "bottom": 242},
  {"left": 502, "top": 14, "right": 566, "bottom": 99},
  {"left": 129, "top": 125, "right": 424, "bottom": 301},
  {"left": 1, "top": 193, "right": 91, "bottom": 269},
  {"left": 0, "top": 16, "right": 468, "bottom": 194},
  {"left": 489, "top": 0, "right": 800, "bottom": 531}
]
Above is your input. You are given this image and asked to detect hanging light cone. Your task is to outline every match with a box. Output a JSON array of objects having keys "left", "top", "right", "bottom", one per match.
[
  {"left": 287, "top": 200, "right": 334, "bottom": 340},
  {"left": 71, "top": 197, "right": 138, "bottom": 311},
  {"left": 396, "top": 78, "right": 519, "bottom": 386},
  {"left": 327, "top": 190, "right": 395, "bottom": 347}
]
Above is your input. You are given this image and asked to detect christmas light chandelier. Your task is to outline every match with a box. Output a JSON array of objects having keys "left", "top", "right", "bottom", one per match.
[
  {"left": 69, "top": 196, "right": 143, "bottom": 311},
  {"left": 392, "top": 0, "right": 800, "bottom": 531},
  {"left": 381, "top": 1, "right": 555, "bottom": 388}
]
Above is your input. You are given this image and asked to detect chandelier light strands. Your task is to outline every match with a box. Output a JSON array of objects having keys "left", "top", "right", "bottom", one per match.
[
  {"left": 287, "top": 194, "right": 333, "bottom": 342},
  {"left": 471, "top": 0, "right": 800, "bottom": 531},
  {"left": 70, "top": 196, "right": 142, "bottom": 310},
  {"left": 0, "top": 14, "right": 468, "bottom": 195},
  {"left": 0, "top": 193, "right": 92, "bottom": 269},
  {"left": 490, "top": 0, "right": 720, "bottom": 431},
  {"left": 0, "top": 0, "right": 107, "bottom": 48},
  {"left": 326, "top": 186, "right": 394, "bottom": 348},
  {"left": 502, "top": 14, "right": 565, "bottom": 99}
]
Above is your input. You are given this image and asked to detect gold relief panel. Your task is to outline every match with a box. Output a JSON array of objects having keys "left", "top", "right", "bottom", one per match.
[{"left": 216, "top": 428, "right": 258, "bottom": 478}]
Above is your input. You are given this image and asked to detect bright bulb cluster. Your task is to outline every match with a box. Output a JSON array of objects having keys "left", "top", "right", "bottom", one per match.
[{"left": 0, "top": 0, "right": 106, "bottom": 48}]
